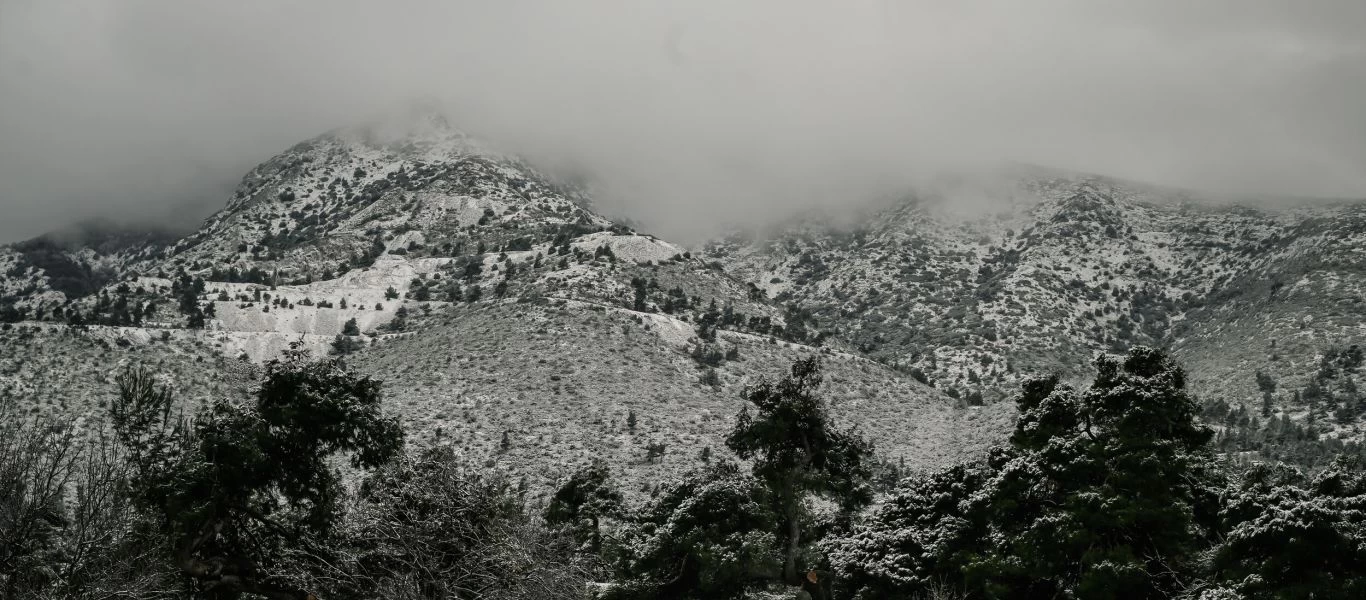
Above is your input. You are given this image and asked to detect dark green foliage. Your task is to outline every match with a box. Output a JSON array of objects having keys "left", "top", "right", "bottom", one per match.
[
  {"left": 831, "top": 347, "right": 1219, "bottom": 600},
  {"left": 316, "top": 447, "right": 587, "bottom": 600},
  {"left": 689, "top": 341, "right": 726, "bottom": 368},
  {"left": 828, "top": 462, "right": 993, "bottom": 599},
  {"left": 630, "top": 277, "right": 649, "bottom": 311},
  {"left": 1213, "top": 458, "right": 1366, "bottom": 599},
  {"left": 779, "top": 304, "right": 817, "bottom": 344},
  {"left": 1209, "top": 345, "right": 1366, "bottom": 467},
  {"left": 696, "top": 300, "right": 720, "bottom": 341},
  {"left": 969, "top": 348, "right": 1218, "bottom": 599},
  {"left": 605, "top": 463, "right": 780, "bottom": 600},
  {"left": 726, "top": 357, "right": 873, "bottom": 584},
  {"left": 329, "top": 334, "right": 363, "bottom": 355},
  {"left": 206, "top": 266, "right": 269, "bottom": 285},
  {"left": 0, "top": 302, "right": 25, "bottom": 323},
  {"left": 11, "top": 237, "right": 115, "bottom": 299},
  {"left": 645, "top": 442, "right": 666, "bottom": 463},
  {"left": 112, "top": 352, "right": 403, "bottom": 599},
  {"left": 341, "top": 317, "right": 360, "bottom": 336},
  {"left": 699, "top": 367, "right": 720, "bottom": 388},
  {"left": 545, "top": 460, "right": 623, "bottom": 555},
  {"left": 384, "top": 306, "right": 410, "bottom": 332},
  {"left": 171, "top": 272, "right": 212, "bottom": 329}
]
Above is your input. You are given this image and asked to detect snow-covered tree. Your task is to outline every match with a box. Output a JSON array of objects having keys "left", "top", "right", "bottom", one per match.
[
  {"left": 546, "top": 459, "right": 623, "bottom": 555},
  {"left": 112, "top": 352, "right": 403, "bottom": 600},
  {"left": 606, "top": 462, "right": 779, "bottom": 600},
  {"left": 726, "top": 357, "right": 873, "bottom": 585},
  {"left": 1214, "top": 457, "right": 1366, "bottom": 599},
  {"left": 830, "top": 347, "right": 1220, "bottom": 600}
]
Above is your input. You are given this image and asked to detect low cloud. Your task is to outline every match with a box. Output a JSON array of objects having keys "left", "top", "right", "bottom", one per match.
[{"left": 2, "top": 0, "right": 1364, "bottom": 242}]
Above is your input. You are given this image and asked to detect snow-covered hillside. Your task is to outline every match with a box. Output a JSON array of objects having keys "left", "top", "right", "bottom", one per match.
[{"left": 3, "top": 115, "right": 1364, "bottom": 476}]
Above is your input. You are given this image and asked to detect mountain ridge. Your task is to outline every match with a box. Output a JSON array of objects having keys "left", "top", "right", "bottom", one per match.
[{"left": 3, "top": 115, "right": 1364, "bottom": 488}]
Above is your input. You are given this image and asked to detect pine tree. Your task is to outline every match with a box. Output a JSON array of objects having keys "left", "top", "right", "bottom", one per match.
[
  {"left": 1214, "top": 458, "right": 1366, "bottom": 599},
  {"left": 342, "top": 317, "right": 360, "bottom": 336},
  {"left": 610, "top": 462, "right": 780, "bottom": 598},
  {"left": 111, "top": 355, "right": 402, "bottom": 599},
  {"left": 830, "top": 347, "right": 1220, "bottom": 600},
  {"left": 545, "top": 460, "right": 623, "bottom": 555},
  {"left": 726, "top": 357, "right": 872, "bottom": 584}
]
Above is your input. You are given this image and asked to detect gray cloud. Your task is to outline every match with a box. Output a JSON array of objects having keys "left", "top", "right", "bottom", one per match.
[{"left": 2, "top": 0, "right": 1364, "bottom": 243}]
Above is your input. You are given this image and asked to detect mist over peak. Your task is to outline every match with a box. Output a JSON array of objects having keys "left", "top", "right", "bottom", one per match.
[{"left": 2, "top": 1, "right": 1364, "bottom": 244}]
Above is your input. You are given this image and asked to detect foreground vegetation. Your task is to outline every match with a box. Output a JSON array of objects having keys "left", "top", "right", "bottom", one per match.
[{"left": 3, "top": 346, "right": 1366, "bottom": 599}]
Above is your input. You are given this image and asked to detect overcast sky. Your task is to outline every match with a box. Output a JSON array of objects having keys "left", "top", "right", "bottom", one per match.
[{"left": 2, "top": 1, "right": 1364, "bottom": 243}]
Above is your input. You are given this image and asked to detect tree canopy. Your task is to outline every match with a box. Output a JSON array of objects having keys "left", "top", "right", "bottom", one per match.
[
  {"left": 726, "top": 357, "right": 872, "bottom": 584},
  {"left": 113, "top": 352, "right": 403, "bottom": 599}
]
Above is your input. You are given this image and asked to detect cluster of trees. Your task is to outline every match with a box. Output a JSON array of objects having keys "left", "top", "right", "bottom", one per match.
[
  {"left": 549, "top": 349, "right": 1366, "bottom": 599},
  {"left": 1303, "top": 345, "right": 1364, "bottom": 424},
  {"left": 825, "top": 348, "right": 1366, "bottom": 599},
  {"left": 330, "top": 318, "right": 365, "bottom": 355},
  {"left": 627, "top": 278, "right": 809, "bottom": 348},
  {"left": 80, "top": 282, "right": 157, "bottom": 327},
  {"left": 7, "top": 347, "right": 1366, "bottom": 599},
  {"left": 205, "top": 266, "right": 273, "bottom": 285},
  {"left": 10, "top": 237, "right": 117, "bottom": 299},
  {"left": 1, "top": 351, "right": 585, "bottom": 599},
  {"left": 170, "top": 272, "right": 214, "bottom": 329},
  {"left": 1205, "top": 345, "right": 1366, "bottom": 468},
  {"left": 545, "top": 357, "right": 872, "bottom": 599}
]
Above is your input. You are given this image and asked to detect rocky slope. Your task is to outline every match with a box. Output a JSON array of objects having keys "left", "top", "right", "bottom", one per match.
[
  {"left": 0, "top": 114, "right": 1016, "bottom": 501},
  {"left": 3, "top": 114, "right": 1363, "bottom": 486},
  {"left": 708, "top": 170, "right": 1366, "bottom": 445}
]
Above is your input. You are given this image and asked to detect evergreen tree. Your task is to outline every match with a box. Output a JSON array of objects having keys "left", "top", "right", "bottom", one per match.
[
  {"left": 1214, "top": 457, "right": 1366, "bottom": 599},
  {"left": 332, "top": 447, "right": 587, "bottom": 599},
  {"left": 968, "top": 350, "right": 1218, "bottom": 599},
  {"left": 605, "top": 463, "right": 779, "bottom": 600},
  {"left": 830, "top": 347, "right": 1220, "bottom": 600},
  {"left": 829, "top": 462, "right": 994, "bottom": 599},
  {"left": 111, "top": 352, "right": 403, "bottom": 599},
  {"left": 630, "top": 277, "right": 649, "bottom": 312},
  {"left": 330, "top": 334, "right": 362, "bottom": 355},
  {"left": 545, "top": 460, "right": 623, "bottom": 555},
  {"left": 725, "top": 357, "right": 872, "bottom": 584}
]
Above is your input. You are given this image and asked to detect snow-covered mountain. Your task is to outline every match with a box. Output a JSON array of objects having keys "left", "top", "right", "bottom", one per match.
[
  {"left": 3, "top": 114, "right": 1364, "bottom": 491},
  {"left": 0, "top": 114, "right": 1011, "bottom": 498},
  {"left": 708, "top": 170, "right": 1366, "bottom": 450}
]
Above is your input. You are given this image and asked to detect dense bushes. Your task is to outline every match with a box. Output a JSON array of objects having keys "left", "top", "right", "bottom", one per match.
[
  {"left": 1213, "top": 459, "right": 1366, "bottom": 599},
  {"left": 315, "top": 447, "right": 588, "bottom": 600},
  {"left": 826, "top": 347, "right": 1366, "bottom": 600},
  {"left": 1, "top": 355, "right": 583, "bottom": 600},
  {"left": 0, "top": 411, "right": 178, "bottom": 599},
  {"left": 8, "top": 347, "right": 1366, "bottom": 599},
  {"left": 557, "top": 358, "right": 871, "bottom": 600},
  {"left": 604, "top": 462, "right": 780, "bottom": 600}
]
